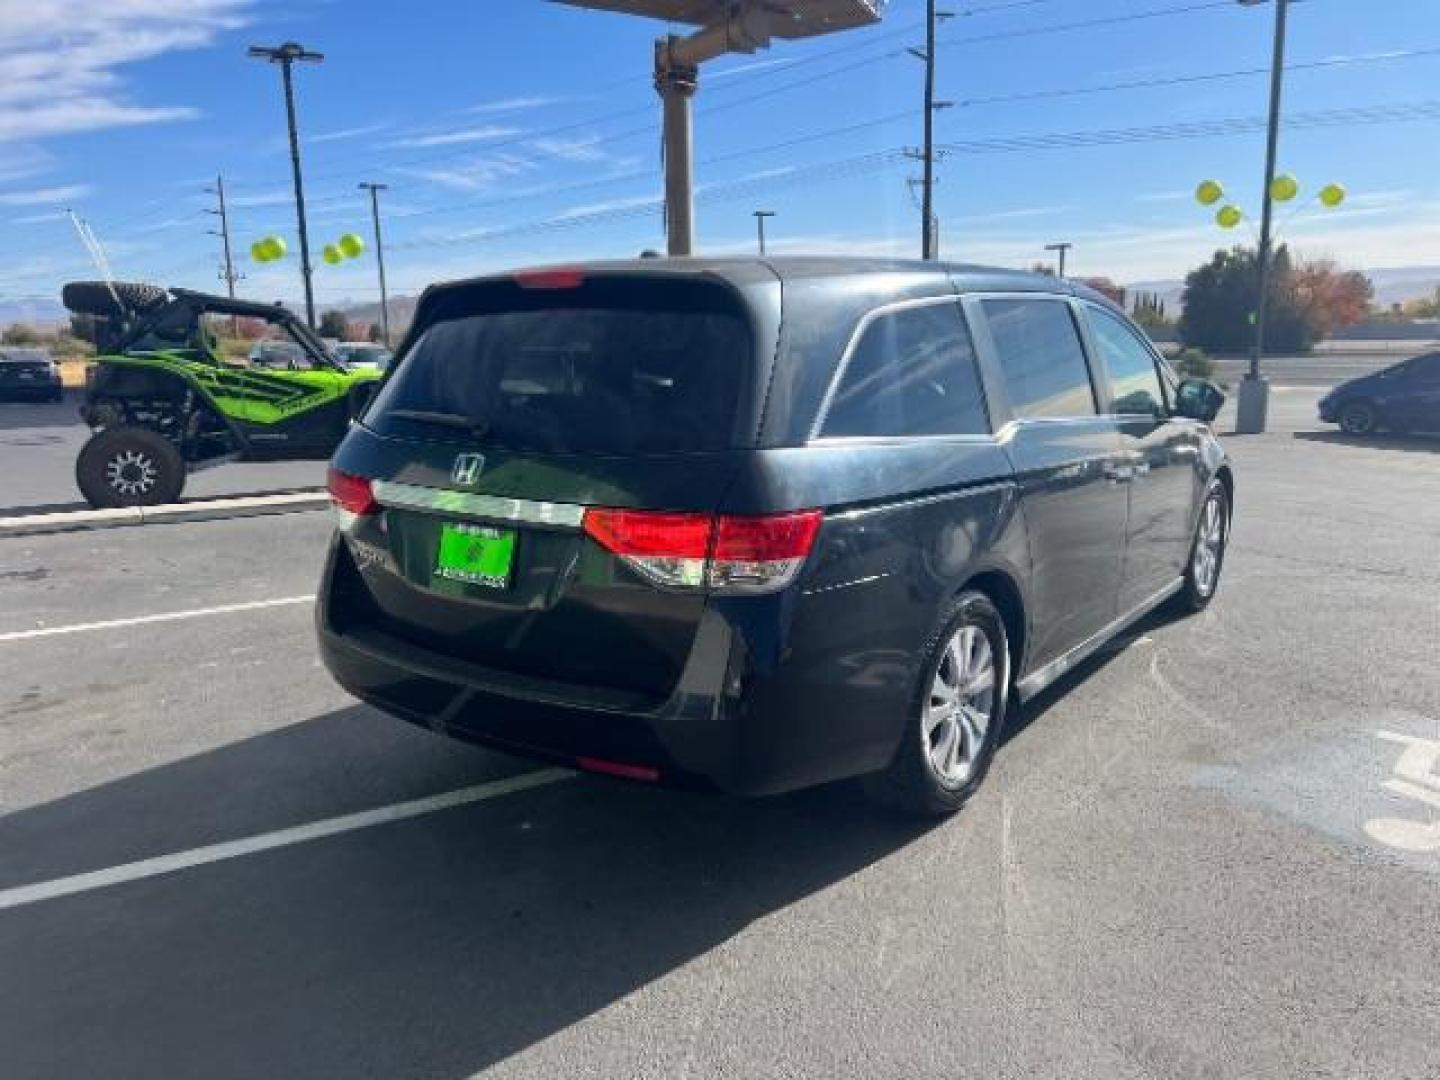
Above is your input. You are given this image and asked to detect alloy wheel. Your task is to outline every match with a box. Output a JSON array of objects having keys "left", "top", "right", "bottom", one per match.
[
  {"left": 922, "top": 624, "right": 997, "bottom": 787},
  {"left": 105, "top": 449, "right": 159, "bottom": 498}
]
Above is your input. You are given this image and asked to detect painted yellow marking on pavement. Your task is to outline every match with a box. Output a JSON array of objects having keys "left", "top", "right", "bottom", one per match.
[
  {"left": 0, "top": 769, "right": 574, "bottom": 912},
  {"left": 0, "top": 596, "right": 315, "bottom": 644}
]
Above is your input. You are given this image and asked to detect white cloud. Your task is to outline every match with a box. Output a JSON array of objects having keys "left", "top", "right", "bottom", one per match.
[
  {"left": 311, "top": 123, "right": 390, "bottom": 145},
  {"left": 11, "top": 210, "right": 65, "bottom": 225},
  {"left": 464, "top": 96, "right": 566, "bottom": 116},
  {"left": 0, "top": 0, "right": 248, "bottom": 142},
  {"left": 530, "top": 136, "right": 610, "bottom": 163},
  {"left": 398, "top": 153, "right": 537, "bottom": 192},
  {"left": 553, "top": 192, "right": 661, "bottom": 221},
  {"left": 386, "top": 126, "right": 520, "bottom": 150},
  {"left": 0, "top": 183, "right": 90, "bottom": 206}
]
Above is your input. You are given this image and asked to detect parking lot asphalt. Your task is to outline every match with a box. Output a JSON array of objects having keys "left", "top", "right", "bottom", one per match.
[
  {"left": 0, "top": 391, "right": 325, "bottom": 513},
  {"left": 1, "top": 389, "right": 1438, "bottom": 1079}
]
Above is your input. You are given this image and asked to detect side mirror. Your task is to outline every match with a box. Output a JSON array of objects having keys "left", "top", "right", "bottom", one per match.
[{"left": 1175, "top": 377, "right": 1225, "bottom": 422}]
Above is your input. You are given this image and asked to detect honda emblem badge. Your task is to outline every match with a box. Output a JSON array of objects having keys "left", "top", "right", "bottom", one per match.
[{"left": 451, "top": 453, "right": 485, "bottom": 486}]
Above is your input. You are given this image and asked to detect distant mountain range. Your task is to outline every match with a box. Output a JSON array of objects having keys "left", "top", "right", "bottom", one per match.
[
  {"left": 1123, "top": 265, "right": 1440, "bottom": 313},
  {"left": 5, "top": 265, "right": 1437, "bottom": 330}
]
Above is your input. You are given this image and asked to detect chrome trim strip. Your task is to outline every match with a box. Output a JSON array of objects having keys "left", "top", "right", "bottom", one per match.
[
  {"left": 372, "top": 480, "right": 586, "bottom": 528},
  {"left": 802, "top": 572, "right": 890, "bottom": 596},
  {"left": 1016, "top": 577, "right": 1183, "bottom": 702},
  {"left": 827, "top": 479, "right": 1015, "bottom": 521}
]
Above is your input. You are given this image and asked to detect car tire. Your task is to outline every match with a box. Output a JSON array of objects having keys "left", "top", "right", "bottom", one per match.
[
  {"left": 76, "top": 426, "right": 186, "bottom": 508},
  {"left": 1176, "top": 479, "right": 1229, "bottom": 613},
  {"left": 863, "top": 590, "right": 1011, "bottom": 817},
  {"left": 1338, "top": 400, "right": 1377, "bottom": 435}
]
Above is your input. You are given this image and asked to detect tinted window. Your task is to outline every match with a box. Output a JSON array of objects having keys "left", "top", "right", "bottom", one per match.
[
  {"left": 982, "top": 299, "right": 1095, "bottom": 419},
  {"left": 821, "top": 302, "right": 989, "bottom": 437},
  {"left": 369, "top": 286, "right": 749, "bottom": 455},
  {"left": 1087, "top": 305, "right": 1166, "bottom": 415}
]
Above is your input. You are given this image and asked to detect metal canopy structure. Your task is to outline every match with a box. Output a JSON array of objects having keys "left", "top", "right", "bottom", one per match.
[{"left": 551, "top": 1, "right": 885, "bottom": 255}]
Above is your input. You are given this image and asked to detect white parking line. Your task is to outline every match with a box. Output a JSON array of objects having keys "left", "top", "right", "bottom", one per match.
[
  {"left": 0, "top": 595, "right": 315, "bottom": 644},
  {"left": 0, "top": 768, "right": 573, "bottom": 913}
]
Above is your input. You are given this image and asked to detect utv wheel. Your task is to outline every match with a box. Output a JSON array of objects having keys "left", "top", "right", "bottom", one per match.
[
  {"left": 1338, "top": 401, "right": 1377, "bottom": 435},
  {"left": 1176, "top": 480, "right": 1229, "bottom": 613},
  {"left": 76, "top": 426, "right": 185, "bottom": 508},
  {"left": 864, "top": 591, "right": 1011, "bottom": 817}
]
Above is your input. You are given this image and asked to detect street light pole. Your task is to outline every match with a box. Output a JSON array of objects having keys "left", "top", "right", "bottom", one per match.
[
  {"left": 248, "top": 42, "right": 323, "bottom": 329},
  {"left": 1237, "top": 0, "right": 1289, "bottom": 435},
  {"left": 1044, "top": 241, "right": 1072, "bottom": 278},
  {"left": 753, "top": 209, "right": 775, "bottom": 254},
  {"left": 358, "top": 182, "right": 391, "bottom": 346}
]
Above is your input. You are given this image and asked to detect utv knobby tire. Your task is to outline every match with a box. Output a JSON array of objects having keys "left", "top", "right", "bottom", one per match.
[
  {"left": 76, "top": 426, "right": 185, "bottom": 508},
  {"left": 61, "top": 281, "right": 168, "bottom": 320}
]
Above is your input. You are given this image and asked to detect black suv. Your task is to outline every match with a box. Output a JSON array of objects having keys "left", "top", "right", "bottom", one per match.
[{"left": 318, "top": 258, "right": 1231, "bottom": 814}]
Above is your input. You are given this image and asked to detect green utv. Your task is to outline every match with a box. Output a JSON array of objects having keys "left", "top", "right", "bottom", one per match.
[{"left": 63, "top": 281, "right": 382, "bottom": 508}]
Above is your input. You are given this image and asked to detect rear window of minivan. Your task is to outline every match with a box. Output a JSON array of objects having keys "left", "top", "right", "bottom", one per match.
[{"left": 367, "top": 278, "right": 752, "bottom": 455}]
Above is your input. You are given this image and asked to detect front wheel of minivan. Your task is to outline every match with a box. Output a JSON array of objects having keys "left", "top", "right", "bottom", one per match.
[{"left": 863, "top": 591, "right": 1011, "bottom": 817}]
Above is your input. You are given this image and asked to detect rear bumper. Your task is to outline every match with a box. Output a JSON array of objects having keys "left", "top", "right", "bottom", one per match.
[
  {"left": 0, "top": 378, "right": 62, "bottom": 399},
  {"left": 316, "top": 537, "right": 900, "bottom": 796}
]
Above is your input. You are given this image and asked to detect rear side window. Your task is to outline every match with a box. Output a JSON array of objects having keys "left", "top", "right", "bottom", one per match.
[
  {"left": 369, "top": 280, "right": 750, "bottom": 454},
  {"left": 820, "top": 302, "right": 989, "bottom": 437},
  {"left": 982, "top": 298, "right": 1096, "bottom": 419}
]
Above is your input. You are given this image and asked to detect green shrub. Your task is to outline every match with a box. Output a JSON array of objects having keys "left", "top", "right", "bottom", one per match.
[{"left": 1172, "top": 347, "right": 1215, "bottom": 379}]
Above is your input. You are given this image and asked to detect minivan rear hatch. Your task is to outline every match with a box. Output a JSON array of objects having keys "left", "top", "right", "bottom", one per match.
[{"left": 341, "top": 269, "right": 778, "bottom": 700}]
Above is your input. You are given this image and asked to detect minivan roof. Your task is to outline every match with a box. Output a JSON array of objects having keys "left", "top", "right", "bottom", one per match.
[{"left": 420, "top": 255, "right": 1115, "bottom": 304}]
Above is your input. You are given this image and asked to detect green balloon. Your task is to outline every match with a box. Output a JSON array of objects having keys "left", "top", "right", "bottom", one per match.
[
  {"left": 337, "top": 232, "right": 365, "bottom": 259},
  {"left": 266, "top": 236, "right": 288, "bottom": 260},
  {"left": 322, "top": 244, "right": 343, "bottom": 266},
  {"left": 250, "top": 240, "right": 269, "bottom": 263},
  {"left": 1270, "top": 173, "right": 1299, "bottom": 203},
  {"left": 1195, "top": 180, "right": 1224, "bottom": 207},
  {"left": 1216, "top": 205, "right": 1243, "bottom": 230},
  {"left": 1319, "top": 183, "right": 1346, "bottom": 208}
]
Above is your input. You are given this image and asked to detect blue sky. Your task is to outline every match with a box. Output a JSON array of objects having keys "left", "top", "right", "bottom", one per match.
[{"left": 2, "top": 0, "right": 1438, "bottom": 309}]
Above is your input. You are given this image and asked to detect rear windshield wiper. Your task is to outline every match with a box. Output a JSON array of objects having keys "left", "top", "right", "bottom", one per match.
[{"left": 385, "top": 409, "right": 490, "bottom": 438}]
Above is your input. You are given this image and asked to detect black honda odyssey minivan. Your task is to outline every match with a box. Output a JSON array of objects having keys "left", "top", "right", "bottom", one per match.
[{"left": 318, "top": 258, "right": 1231, "bottom": 814}]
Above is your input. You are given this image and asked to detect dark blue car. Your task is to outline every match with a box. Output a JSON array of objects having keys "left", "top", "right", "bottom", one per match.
[{"left": 1319, "top": 350, "right": 1440, "bottom": 435}]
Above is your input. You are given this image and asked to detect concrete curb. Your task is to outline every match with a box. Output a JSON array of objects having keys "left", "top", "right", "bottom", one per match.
[{"left": 0, "top": 490, "right": 330, "bottom": 538}]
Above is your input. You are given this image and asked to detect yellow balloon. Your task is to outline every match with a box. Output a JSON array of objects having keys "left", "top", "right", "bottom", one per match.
[
  {"left": 268, "top": 236, "right": 288, "bottom": 260},
  {"left": 1270, "top": 173, "right": 1299, "bottom": 203},
  {"left": 322, "top": 244, "right": 343, "bottom": 266},
  {"left": 337, "top": 232, "right": 365, "bottom": 259},
  {"left": 250, "top": 240, "right": 269, "bottom": 263},
  {"left": 1195, "top": 180, "right": 1224, "bottom": 207},
  {"left": 1216, "top": 205, "right": 1243, "bottom": 230},
  {"left": 1319, "top": 183, "right": 1346, "bottom": 208}
]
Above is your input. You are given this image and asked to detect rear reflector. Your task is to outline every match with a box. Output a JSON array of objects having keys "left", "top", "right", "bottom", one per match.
[
  {"left": 514, "top": 267, "right": 584, "bottom": 290},
  {"left": 582, "top": 507, "right": 822, "bottom": 594},
  {"left": 576, "top": 756, "right": 661, "bottom": 783},
  {"left": 327, "top": 467, "right": 376, "bottom": 516}
]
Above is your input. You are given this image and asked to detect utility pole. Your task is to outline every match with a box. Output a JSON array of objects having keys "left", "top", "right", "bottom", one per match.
[
  {"left": 1045, "top": 241, "right": 1073, "bottom": 278},
  {"left": 248, "top": 41, "right": 323, "bottom": 329},
  {"left": 204, "top": 175, "right": 240, "bottom": 300},
  {"left": 909, "top": 2, "right": 952, "bottom": 260},
  {"left": 1235, "top": 0, "right": 1290, "bottom": 435},
  {"left": 358, "top": 182, "right": 391, "bottom": 346},
  {"left": 752, "top": 209, "right": 775, "bottom": 255}
]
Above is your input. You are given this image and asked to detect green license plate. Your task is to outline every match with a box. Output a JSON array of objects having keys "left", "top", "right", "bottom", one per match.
[{"left": 435, "top": 523, "right": 516, "bottom": 589}]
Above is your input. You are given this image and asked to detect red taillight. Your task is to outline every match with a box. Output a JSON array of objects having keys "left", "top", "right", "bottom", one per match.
[
  {"left": 327, "top": 467, "right": 376, "bottom": 516},
  {"left": 514, "top": 267, "right": 584, "bottom": 289},
  {"left": 582, "top": 509, "right": 711, "bottom": 558},
  {"left": 714, "top": 511, "right": 823, "bottom": 562},
  {"left": 581, "top": 507, "right": 822, "bottom": 594}
]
